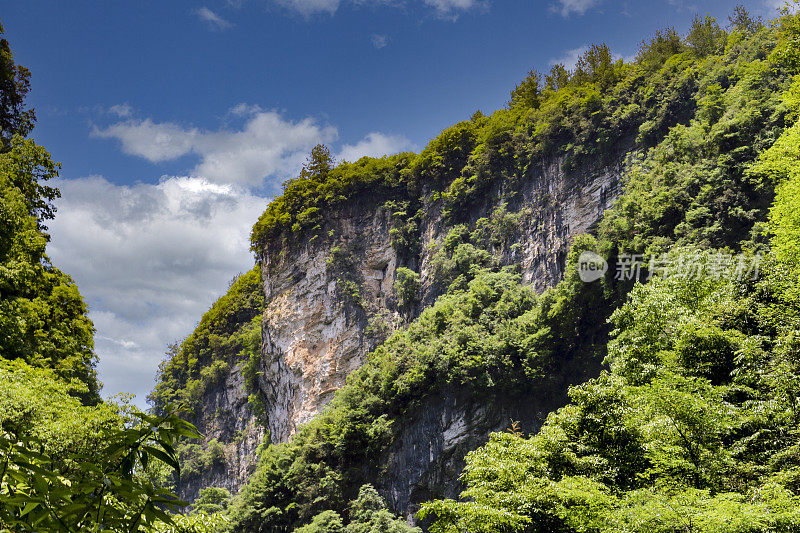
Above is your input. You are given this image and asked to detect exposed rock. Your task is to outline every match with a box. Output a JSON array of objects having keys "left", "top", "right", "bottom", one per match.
[
  {"left": 179, "top": 362, "right": 265, "bottom": 503},
  {"left": 381, "top": 356, "right": 603, "bottom": 524},
  {"left": 259, "top": 153, "right": 622, "bottom": 447},
  {"left": 184, "top": 148, "right": 625, "bottom": 513},
  {"left": 259, "top": 199, "right": 402, "bottom": 442}
]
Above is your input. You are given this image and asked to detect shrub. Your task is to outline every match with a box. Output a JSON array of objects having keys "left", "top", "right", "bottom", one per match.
[{"left": 393, "top": 267, "right": 420, "bottom": 312}]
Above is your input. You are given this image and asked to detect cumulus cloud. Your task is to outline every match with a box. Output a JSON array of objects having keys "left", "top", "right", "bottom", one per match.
[
  {"left": 92, "top": 109, "right": 338, "bottom": 187},
  {"left": 195, "top": 6, "right": 234, "bottom": 29},
  {"left": 553, "top": 0, "right": 599, "bottom": 17},
  {"left": 371, "top": 33, "right": 389, "bottom": 49},
  {"left": 92, "top": 119, "right": 200, "bottom": 163},
  {"left": 47, "top": 175, "right": 266, "bottom": 406},
  {"left": 550, "top": 44, "right": 588, "bottom": 71},
  {"left": 338, "top": 132, "right": 415, "bottom": 162}
]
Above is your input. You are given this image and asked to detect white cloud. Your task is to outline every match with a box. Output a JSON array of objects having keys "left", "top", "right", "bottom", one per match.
[
  {"left": 338, "top": 132, "right": 415, "bottom": 162},
  {"left": 195, "top": 6, "right": 234, "bottom": 29},
  {"left": 273, "top": 0, "right": 480, "bottom": 18},
  {"left": 371, "top": 33, "right": 389, "bottom": 49},
  {"left": 276, "top": 0, "right": 340, "bottom": 15},
  {"left": 47, "top": 175, "right": 266, "bottom": 407},
  {"left": 92, "top": 119, "right": 200, "bottom": 163},
  {"left": 229, "top": 102, "right": 264, "bottom": 116},
  {"left": 107, "top": 103, "right": 133, "bottom": 118},
  {"left": 553, "top": 0, "right": 599, "bottom": 17},
  {"left": 92, "top": 109, "right": 338, "bottom": 187},
  {"left": 550, "top": 44, "right": 588, "bottom": 71},
  {"left": 423, "top": 0, "right": 480, "bottom": 18}
]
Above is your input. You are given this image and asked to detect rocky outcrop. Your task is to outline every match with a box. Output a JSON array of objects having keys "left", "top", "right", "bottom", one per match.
[
  {"left": 256, "top": 150, "right": 623, "bottom": 446},
  {"left": 381, "top": 348, "right": 604, "bottom": 524},
  {"left": 379, "top": 389, "right": 558, "bottom": 523},
  {"left": 259, "top": 198, "right": 403, "bottom": 443},
  {"left": 184, "top": 147, "right": 625, "bottom": 511},
  {"left": 179, "top": 362, "right": 265, "bottom": 503}
]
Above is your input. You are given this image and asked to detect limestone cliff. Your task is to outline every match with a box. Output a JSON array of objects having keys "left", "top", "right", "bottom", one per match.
[
  {"left": 178, "top": 364, "right": 265, "bottom": 502},
  {"left": 178, "top": 146, "right": 624, "bottom": 510},
  {"left": 258, "top": 150, "right": 622, "bottom": 445},
  {"left": 259, "top": 197, "right": 402, "bottom": 443}
]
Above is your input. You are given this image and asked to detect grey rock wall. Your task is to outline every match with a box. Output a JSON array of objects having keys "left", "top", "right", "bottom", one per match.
[{"left": 183, "top": 148, "right": 625, "bottom": 512}]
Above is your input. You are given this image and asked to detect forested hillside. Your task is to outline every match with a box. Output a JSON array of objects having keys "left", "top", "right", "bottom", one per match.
[
  {"left": 418, "top": 106, "right": 800, "bottom": 531},
  {"left": 143, "top": 5, "right": 800, "bottom": 533},
  {"left": 4, "top": 3, "right": 800, "bottom": 533}
]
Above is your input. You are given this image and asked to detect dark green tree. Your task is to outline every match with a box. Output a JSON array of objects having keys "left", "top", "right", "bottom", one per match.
[
  {"left": 303, "top": 144, "right": 334, "bottom": 180},
  {"left": 509, "top": 69, "right": 542, "bottom": 108},
  {"left": 728, "top": 4, "right": 762, "bottom": 33},
  {"left": 636, "top": 27, "right": 684, "bottom": 66},
  {"left": 0, "top": 137, "right": 98, "bottom": 402},
  {"left": 573, "top": 43, "right": 617, "bottom": 88},
  {"left": 0, "top": 18, "right": 35, "bottom": 149},
  {"left": 544, "top": 63, "right": 570, "bottom": 91},
  {"left": 687, "top": 14, "right": 726, "bottom": 57}
]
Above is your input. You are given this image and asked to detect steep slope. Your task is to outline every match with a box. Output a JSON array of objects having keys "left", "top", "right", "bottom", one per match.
[
  {"left": 150, "top": 8, "right": 796, "bottom": 529},
  {"left": 150, "top": 268, "right": 266, "bottom": 502},
  {"left": 257, "top": 149, "right": 623, "bottom": 444},
  {"left": 420, "top": 107, "right": 800, "bottom": 531}
]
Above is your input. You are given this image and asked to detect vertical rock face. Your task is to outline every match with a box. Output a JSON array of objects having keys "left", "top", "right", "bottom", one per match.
[
  {"left": 259, "top": 198, "right": 402, "bottom": 443},
  {"left": 514, "top": 156, "right": 621, "bottom": 290},
  {"left": 179, "top": 363, "right": 265, "bottom": 503},
  {"left": 380, "top": 385, "right": 579, "bottom": 522},
  {"left": 182, "top": 150, "right": 624, "bottom": 509},
  {"left": 257, "top": 152, "right": 623, "bottom": 453}
]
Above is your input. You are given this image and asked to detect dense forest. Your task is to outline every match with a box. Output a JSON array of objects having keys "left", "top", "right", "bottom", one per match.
[
  {"left": 0, "top": 19, "right": 223, "bottom": 533},
  {"left": 5, "top": 3, "right": 800, "bottom": 532}
]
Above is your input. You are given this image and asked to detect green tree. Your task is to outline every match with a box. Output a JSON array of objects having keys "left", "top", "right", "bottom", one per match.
[
  {"left": 297, "top": 486, "right": 420, "bottom": 533},
  {"left": 728, "top": 4, "right": 761, "bottom": 34},
  {"left": 509, "top": 69, "right": 542, "bottom": 108},
  {"left": 295, "top": 511, "right": 346, "bottom": 533},
  {"left": 192, "top": 486, "right": 232, "bottom": 514},
  {"left": 345, "top": 485, "right": 419, "bottom": 533},
  {"left": 573, "top": 43, "right": 618, "bottom": 88},
  {"left": 544, "top": 63, "right": 570, "bottom": 91},
  {"left": 0, "top": 26, "right": 97, "bottom": 399},
  {"left": 393, "top": 267, "right": 420, "bottom": 313},
  {"left": 687, "top": 15, "right": 726, "bottom": 57},
  {"left": 303, "top": 144, "right": 334, "bottom": 180},
  {"left": 0, "top": 19, "right": 35, "bottom": 148},
  {"left": 0, "top": 137, "right": 98, "bottom": 401},
  {"left": 636, "top": 27, "right": 684, "bottom": 67},
  {"left": 0, "top": 359, "right": 201, "bottom": 532}
]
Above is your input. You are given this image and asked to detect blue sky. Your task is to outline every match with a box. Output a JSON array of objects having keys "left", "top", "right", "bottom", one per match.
[{"left": 1, "top": 0, "right": 784, "bottom": 406}]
